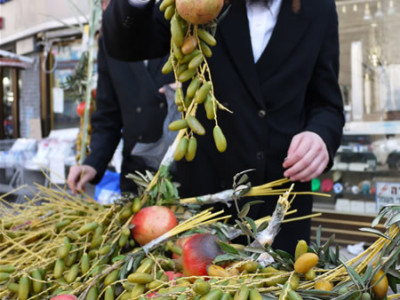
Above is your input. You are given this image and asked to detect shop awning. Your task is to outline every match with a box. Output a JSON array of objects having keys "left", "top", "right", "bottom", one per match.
[
  {"left": 0, "top": 57, "right": 31, "bottom": 68},
  {"left": 0, "top": 49, "right": 34, "bottom": 69}
]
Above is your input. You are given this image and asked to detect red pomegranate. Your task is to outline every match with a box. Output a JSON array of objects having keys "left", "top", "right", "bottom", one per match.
[
  {"left": 130, "top": 206, "right": 178, "bottom": 245},
  {"left": 172, "top": 235, "right": 192, "bottom": 260},
  {"left": 176, "top": 0, "right": 224, "bottom": 25},
  {"left": 182, "top": 233, "right": 223, "bottom": 276}
]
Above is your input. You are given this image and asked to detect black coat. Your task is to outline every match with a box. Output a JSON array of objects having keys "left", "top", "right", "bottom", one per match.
[
  {"left": 84, "top": 37, "right": 173, "bottom": 191},
  {"left": 103, "top": 0, "right": 345, "bottom": 252}
]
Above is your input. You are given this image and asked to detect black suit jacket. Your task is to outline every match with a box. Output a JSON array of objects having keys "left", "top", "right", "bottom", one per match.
[
  {"left": 84, "top": 37, "right": 173, "bottom": 187},
  {"left": 103, "top": 0, "right": 345, "bottom": 252}
]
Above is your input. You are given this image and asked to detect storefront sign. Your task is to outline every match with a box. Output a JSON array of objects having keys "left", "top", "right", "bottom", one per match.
[{"left": 376, "top": 181, "right": 400, "bottom": 210}]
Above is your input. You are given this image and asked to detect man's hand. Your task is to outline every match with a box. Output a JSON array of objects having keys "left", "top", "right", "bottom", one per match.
[
  {"left": 282, "top": 131, "right": 329, "bottom": 182},
  {"left": 67, "top": 165, "right": 97, "bottom": 194}
]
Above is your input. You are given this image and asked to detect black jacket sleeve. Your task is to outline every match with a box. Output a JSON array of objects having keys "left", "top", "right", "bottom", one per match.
[
  {"left": 103, "top": 0, "right": 170, "bottom": 61},
  {"left": 84, "top": 37, "right": 123, "bottom": 184}
]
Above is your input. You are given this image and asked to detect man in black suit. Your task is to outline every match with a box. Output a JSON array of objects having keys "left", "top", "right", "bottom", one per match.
[
  {"left": 101, "top": 0, "right": 345, "bottom": 253},
  {"left": 67, "top": 34, "right": 174, "bottom": 193}
]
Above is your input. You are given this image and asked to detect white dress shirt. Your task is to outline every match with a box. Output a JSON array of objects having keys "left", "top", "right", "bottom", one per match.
[{"left": 246, "top": 0, "right": 283, "bottom": 63}]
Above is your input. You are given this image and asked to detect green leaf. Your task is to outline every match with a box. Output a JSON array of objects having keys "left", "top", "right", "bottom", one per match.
[
  {"left": 382, "top": 246, "right": 400, "bottom": 274},
  {"left": 218, "top": 241, "right": 240, "bottom": 255},
  {"left": 340, "top": 260, "right": 365, "bottom": 289},
  {"left": 385, "top": 213, "right": 400, "bottom": 228},
  {"left": 275, "top": 249, "right": 293, "bottom": 261},
  {"left": 217, "top": 225, "right": 231, "bottom": 239},
  {"left": 239, "top": 203, "right": 250, "bottom": 219},
  {"left": 387, "top": 267, "right": 400, "bottom": 281},
  {"left": 213, "top": 253, "right": 240, "bottom": 264},
  {"left": 243, "top": 246, "right": 266, "bottom": 254},
  {"left": 119, "top": 260, "right": 129, "bottom": 280},
  {"left": 159, "top": 165, "right": 169, "bottom": 178},
  {"left": 387, "top": 272, "right": 400, "bottom": 293},
  {"left": 387, "top": 230, "right": 400, "bottom": 253},
  {"left": 329, "top": 248, "right": 337, "bottom": 264},
  {"left": 160, "top": 182, "right": 168, "bottom": 196},
  {"left": 321, "top": 291, "right": 353, "bottom": 300},
  {"left": 361, "top": 265, "right": 373, "bottom": 282},
  {"left": 233, "top": 169, "right": 254, "bottom": 186},
  {"left": 257, "top": 221, "right": 269, "bottom": 232},
  {"left": 359, "top": 228, "right": 390, "bottom": 240},
  {"left": 132, "top": 252, "right": 145, "bottom": 272},
  {"left": 216, "top": 230, "right": 226, "bottom": 241},
  {"left": 316, "top": 225, "right": 322, "bottom": 248},
  {"left": 235, "top": 220, "right": 254, "bottom": 238},
  {"left": 372, "top": 206, "right": 391, "bottom": 227},
  {"left": 245, "top": 217, "right": 257, "bottom": 235},
  {"left": 237, "top": 174, "right": 249, "bottom": 186},
  {"left": 112, "top": 255, "right": 126, "bottom": 263},
  {"left": 335, "top": 243, "right": 340, "bottom": 263},
  {"left": 321, "top": 234, "right": 335, "bottom": 253},
  {"left": 245, "top": 200, "right": 265, "bottom": 207}
]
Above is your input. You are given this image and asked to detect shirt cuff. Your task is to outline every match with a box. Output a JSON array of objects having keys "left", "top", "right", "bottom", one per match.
[{"left": 128, "top": 0, "right": 151, "bottom": 8}]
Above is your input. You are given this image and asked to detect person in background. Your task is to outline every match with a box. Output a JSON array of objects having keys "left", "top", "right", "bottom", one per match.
[
  {"left": 67, "top": 0, "right": 174, "bottom": 194},
  {"left": 101, "top": 0, "right": 345, "bottom": 253}
]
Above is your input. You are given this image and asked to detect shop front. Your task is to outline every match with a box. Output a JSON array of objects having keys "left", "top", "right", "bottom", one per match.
[{"left": 312, "top": 0, "right": 400, "bottom": 246}]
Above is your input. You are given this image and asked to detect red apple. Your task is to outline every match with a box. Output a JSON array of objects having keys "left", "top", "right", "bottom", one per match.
[
  {"left": 130, "top": 206, "right": 178, "bottom": 245},
  {"left": 51, "top": 295, "right": 78, "bottom": 300},
  {"left": 182, "top": 233, "right": 223, "bottom": 276}
]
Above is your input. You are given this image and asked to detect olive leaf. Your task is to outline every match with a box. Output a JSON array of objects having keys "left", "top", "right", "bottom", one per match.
[
  {"left": 387, "top": 271, "right": 400, "bottom": 293},
  {"left": 316, "top": 225, "right": 322, "bottom": 248},
  {"left": 238, "top": 203, "right": 250, "bottom": 219},
  {"left": 132, "top": 252, "right": 145, "bottom": 272},
  {"left": 274, "top": 249, "right": 293, "bottom": 261},
  {"left": 359, "top": 228, "right": 390, "bottom": 240},
  {"left": 217, "top": 241, "right": 240, "bottom": 255},
  {"left": 339, "top": 260, "right": 365, "bottom": 289},
  {"left": 387, "top": 230, "right": 400, "bottom": 253},
  {"left": 243, "top": 246, "right": 266, "bottom": 254},
  {"left": 257, "top": 220, "right": 269, "bottom": 232},
  {"left": 112, "top": 255, "right": 126, "bottom": 263},
  {"left": 382, "top": 245, "right": 400, "bottom": 274},
  {"left": 245, "top": 217, "right": 257, "bottom": 235},
  {"left": 237, "top": 174, "right": 249, "bottom": 186},
  {"left": 385, "top": 213, "right": 400, "bottom": 228},
  {"left": 232, "top": 169, "right": 255, "bottom": 191},
  {"left": 213, "top": 253, "right": 240, "bottom": 264},
  {"left": 235, "top": 220, "right": 254, "bottom": 238}
]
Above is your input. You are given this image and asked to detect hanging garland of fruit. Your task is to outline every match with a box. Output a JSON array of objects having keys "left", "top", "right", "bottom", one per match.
[{"left": 159, "top": 0, "right": 231, "bottom": 162}]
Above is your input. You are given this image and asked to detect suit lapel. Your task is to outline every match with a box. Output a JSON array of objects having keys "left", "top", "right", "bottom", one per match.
[
  {"left": 218, "top": 0, "right": 264, "bottom": 107},
  {"left": 256, "top": 0, "right": 311, "bottom": 80},
  {"left": 218, "top": 0, "right": 311, "bottom": 106}
]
